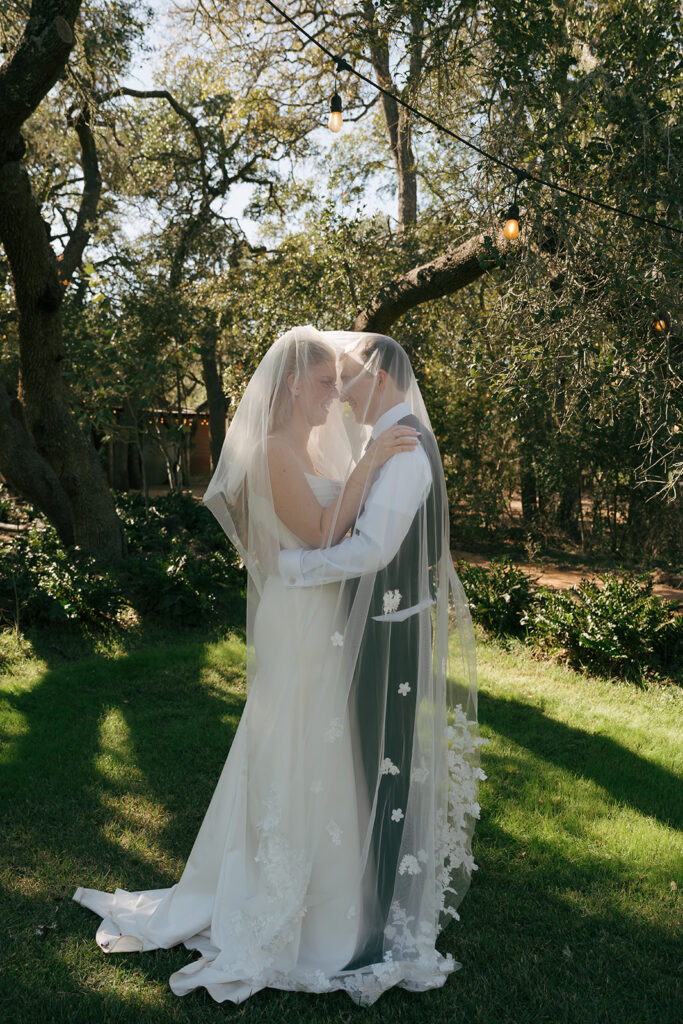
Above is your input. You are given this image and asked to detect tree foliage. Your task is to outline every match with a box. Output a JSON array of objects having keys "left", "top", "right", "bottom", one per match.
[{"left": 1, "top": 0, "right": 681, "bottom": 566}]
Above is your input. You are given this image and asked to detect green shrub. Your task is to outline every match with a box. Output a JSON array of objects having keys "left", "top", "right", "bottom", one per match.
[
  {"left": 453, "top": 556, "right": 681, "bottom": 685},
  {"left": 527, "top": 572, "right": 682, "bottom": 685},
  {"left": 0, "top": 526, "right": 121, "bottom": 627},
  {"left": 455, "top": 556, "right": 539, "bottom": 637},
  {"left": 0, "top": 491, "right": 246, "bottom": 634}
]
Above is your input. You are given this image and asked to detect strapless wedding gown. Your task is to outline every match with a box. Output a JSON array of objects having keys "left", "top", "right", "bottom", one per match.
[
  {"left": 72, "top": 476, "right": 364, "bottom": 1002},
  {"left": 73, "top": 474, "right": 459, "bottom": 1004}
]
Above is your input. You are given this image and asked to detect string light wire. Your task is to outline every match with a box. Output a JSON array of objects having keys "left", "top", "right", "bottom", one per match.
[{"left": 259, "top": 0, "right": 683, "bottom": 238}]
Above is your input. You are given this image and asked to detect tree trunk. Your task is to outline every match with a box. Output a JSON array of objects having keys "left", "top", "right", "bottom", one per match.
[
  {"left": 520, "top": 455, "right": 538, "bottom": 523},
  {"left": 0, "top": 3, "right": 82, "bottom": 168},
  {"left": 0, "top": 3, "right": 127, "bottom": 561},
  {"left": 0, "top": 377, "right": 75, "bottom": 545},
  {"left": 200, "top": 328, "right": 228, "bottom": 470},
  {"left": 0, "top": 158, "right": 126, "bottom": 561},
  {"left": 517, "top": 406, "right": 542, "bottom": 524},
  {"left": 362, "top": 1, "right": 418, "bottom": 235},
  {"left": 120, "top": 396, "right": 142, "bottom": 491},
  {"left": 557, "top": 471, "right": 582, "bottom": 539}
]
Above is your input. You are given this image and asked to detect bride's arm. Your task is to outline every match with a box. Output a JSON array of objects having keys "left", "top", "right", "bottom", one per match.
[{"left": 268, "top": 426, "right": 419, "bottom": 548}]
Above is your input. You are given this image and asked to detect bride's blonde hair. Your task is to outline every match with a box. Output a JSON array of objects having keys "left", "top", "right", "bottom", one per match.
[{"left": 268, "top": 334, "right": 336, "bottom": 431}]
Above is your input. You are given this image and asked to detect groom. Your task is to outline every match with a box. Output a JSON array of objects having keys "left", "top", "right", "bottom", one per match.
[{"left": 279, "top": 333, "right": 445, "bottom": 969}]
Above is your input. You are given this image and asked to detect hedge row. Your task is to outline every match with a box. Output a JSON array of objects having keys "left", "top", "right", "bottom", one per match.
[
  {"left": 1, "top": 490, "right": 679, "bottom": 686},
  {"left": 456, "top": 557, "right": 682, "bottom": 686},
  {"left": 0, "top": 490, "right": 246, "bottom": 634}
]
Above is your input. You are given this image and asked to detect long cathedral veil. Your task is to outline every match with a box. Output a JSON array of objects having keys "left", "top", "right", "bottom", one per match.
[{"left": 201, "top": 324, "right": 487, "bottom": 1001}]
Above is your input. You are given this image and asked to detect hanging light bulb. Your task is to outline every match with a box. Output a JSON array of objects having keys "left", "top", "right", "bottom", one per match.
[
  {"left": 503, "top": 202, "right": 520, "bottom": 240},
  {"left": 328, "top": 91, "right": 343, "bottom": 132},
  {"left": 503, "top": 169, "right": 526, "bottom": 240},
  {"left": 653, "top": 310, "right": 670, "bottom": 332},
  {"left": 327, "top": 55, "right": 351, "bottom": 133}
]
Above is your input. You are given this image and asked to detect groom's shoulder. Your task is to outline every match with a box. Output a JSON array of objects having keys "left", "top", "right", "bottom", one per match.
[
  {"left": 398, "top": 414, "right": 438, "bottom": 455},
  {"left": 398, "top": 412, "right": 433, "bottom": 438},
  {"left": 392, "top": 414, "right": 433, "bottom": 483},
  {"left": 398, "top": 412, "right": 422, "bottom": 430}
]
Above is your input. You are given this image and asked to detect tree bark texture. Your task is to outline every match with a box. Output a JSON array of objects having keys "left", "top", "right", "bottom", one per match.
[
  {"left": 0, "top": 2, "right": 81, "bottom": 167},
  {"left": 200, "top": 329, "right": 228, "bottom": 471},
  {"left": 0, "top": 158, "right": 127, "bottom": 559},
  {"left": 352, "top": 223, "right": 516, "bottom": 333},
  {"left": 0, "top": 4, "right": 126, "bottom": 560},
  {"left": 0, "top": 377, "right": 75, "bottom": 545},
  {"left": 362, "top": 2, "right": 418, "bottom": 234}
]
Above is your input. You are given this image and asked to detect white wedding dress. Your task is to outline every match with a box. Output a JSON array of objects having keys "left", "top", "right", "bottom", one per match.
[
  {"left": 73, "top": 473, "right": 466, "bottom": 1004},
  {"left": 73, "top": 475, "right": 371, "bottom": 1002}
]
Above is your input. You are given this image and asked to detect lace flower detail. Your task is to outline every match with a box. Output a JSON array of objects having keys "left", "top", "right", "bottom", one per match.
[
  {"left": 327, "top": 819, "right": 343, "bottom": 845},
  {"left": 383, "top": 901, "right": 445, "bottom": 965},
  {"left": 398, "top": 854, "right": 421, "bottom": 875},
  {"left": 383, "top": 950, "right": 393, "bottom": 962},
  {"left": 398, "top": 681, "right": 411, "bottom": 696},
  {"left": 382, "top": 589, "right": 402, "bottom": 614},
  {"left": 380, "top": 757, "right": 400, "bottom": 776},
  {"left": 391, "top": 808, "right": 404, "bottom": 822},
  {"left": 434, "top": 703, "right": 491, "bottom": 923},
  {"left": 331, "top": 631, "right": 344, "bottom": 646},
  {"left": 411, "top": 763, "right": 430, "bottom": 783},
  {"left": 239, "top": 784, "right": 310, "bottom": 972},
  {"left": 324, "top": 717, "right": 343, "bottom": 743},
  {"left": 346, "top": 905, "right": 357, "bottom": 919}
]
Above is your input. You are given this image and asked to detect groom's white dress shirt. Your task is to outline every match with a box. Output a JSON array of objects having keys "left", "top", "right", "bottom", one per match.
[{"left": 279, "top": 401, "right": 432, "bottom": 587}]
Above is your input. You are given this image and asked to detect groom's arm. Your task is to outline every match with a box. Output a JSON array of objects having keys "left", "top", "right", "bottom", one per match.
[{"left": 279, "top": 446, "right": 431, "bottom": 587}]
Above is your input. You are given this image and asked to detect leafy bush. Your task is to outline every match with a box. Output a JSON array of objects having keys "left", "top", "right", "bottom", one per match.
[
  {"left": 526, "top": 572, "right": 682, "bottom": 685},
  {"left": 0, "top": 490, "right": 246, "bottom": 634},
  {"left": 453, "top": 556, "right": 681, "bottom": 685},
  {"left": 455, "top": 556, "right": 539, "bottom": 637},
  {"left": 0, "top": 483, "right": 16, "bottom": 523},
  {"left": 0, "top": 528, "right": 121, "bottom": 627}
]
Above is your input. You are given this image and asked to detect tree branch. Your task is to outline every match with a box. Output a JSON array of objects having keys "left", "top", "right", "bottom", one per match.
[
  {"left": 0, "top": 1, "right": 80, "bottom": 165},
  {"left": 352, "top": 224, "right": 520, "bottom": 333},
  {"left": 100, "top": 85, "right": 210, "bottom": 195}
]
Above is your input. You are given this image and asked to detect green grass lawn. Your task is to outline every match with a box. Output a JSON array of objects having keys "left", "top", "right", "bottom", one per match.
[{"left": 0, "top": 623, "right": 680, "bottom": 1024}]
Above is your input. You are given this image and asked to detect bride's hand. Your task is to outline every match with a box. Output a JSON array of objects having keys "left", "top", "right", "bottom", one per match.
[{"left": 364, "top": 424, "right": 420, "bottom": 468}]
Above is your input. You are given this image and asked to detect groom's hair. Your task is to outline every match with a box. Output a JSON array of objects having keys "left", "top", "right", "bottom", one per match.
[{"left": 358, "top": 333, "right": 412, "bottom": 393}]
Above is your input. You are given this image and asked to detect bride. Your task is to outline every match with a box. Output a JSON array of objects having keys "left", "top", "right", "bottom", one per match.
[{"left": 72, "top": 325, "right": 485, "bottom": 1006}]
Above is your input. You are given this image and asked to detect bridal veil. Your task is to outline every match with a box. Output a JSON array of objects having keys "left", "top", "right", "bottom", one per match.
[{"left": 200, "top": 324, "right": 486, "bottom": 1001}]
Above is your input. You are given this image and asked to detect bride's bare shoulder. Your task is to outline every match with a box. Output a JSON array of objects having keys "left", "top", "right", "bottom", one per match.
[
  {"left": 266, "top": 433, "right": 302, "bottom": 478},
  {"left": 266, "top": 432, "right": 290, "bottom": 463}
]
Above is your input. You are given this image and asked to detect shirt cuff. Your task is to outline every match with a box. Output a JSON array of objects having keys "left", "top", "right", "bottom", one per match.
[{"left": 279, "top": 547, "right": 304, "bottom": 586}]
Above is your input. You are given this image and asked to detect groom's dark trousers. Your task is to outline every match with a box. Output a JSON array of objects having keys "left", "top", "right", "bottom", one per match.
[{"left": 342, "top": 415, "right": 444, "bottom": 971}]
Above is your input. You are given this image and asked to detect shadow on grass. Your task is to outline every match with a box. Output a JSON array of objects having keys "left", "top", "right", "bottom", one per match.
[
  {"left": 1, "top": 632, "right": 246, "bottom": 887},
  {"left": 0, "top": 636, "right": 679, "bottom": 1023},
  {"left": 440, "top": 814, "right": 679, "bottom": 1024},
  {"left": 478, "top": 689, "right": 681, "bottom": 831}
]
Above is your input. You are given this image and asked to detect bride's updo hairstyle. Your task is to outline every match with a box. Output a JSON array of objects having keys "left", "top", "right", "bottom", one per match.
[{"left": 268, "top": 333, "right": 336, "bottom": 431}]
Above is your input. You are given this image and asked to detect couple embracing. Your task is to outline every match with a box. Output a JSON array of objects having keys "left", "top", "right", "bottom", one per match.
[{"left": 72, "top": 326, "right": 485, "bottom": 1007}]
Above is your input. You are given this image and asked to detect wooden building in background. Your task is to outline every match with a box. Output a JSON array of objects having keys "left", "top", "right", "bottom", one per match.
[{"left": 100, "top": 401, "right": 217, "bottom": 490}]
